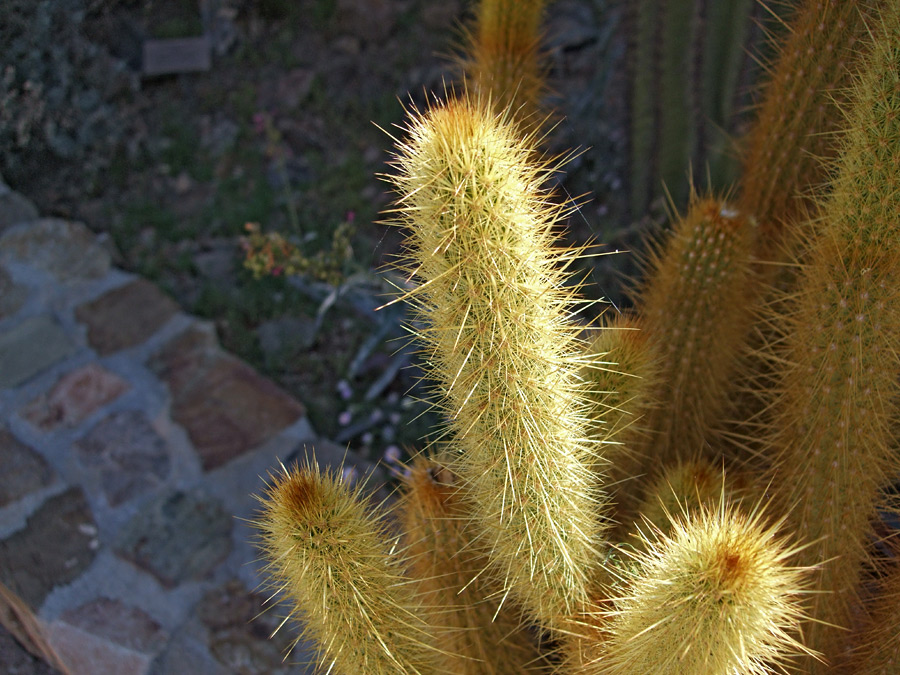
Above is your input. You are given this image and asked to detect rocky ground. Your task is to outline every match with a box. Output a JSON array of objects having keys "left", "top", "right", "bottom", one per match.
[
  {"left": 2, "top": 0, "right": 633, "bottom": 469},
  {"left": 3, "top": 2, "right": 790, "bottom": 671}
]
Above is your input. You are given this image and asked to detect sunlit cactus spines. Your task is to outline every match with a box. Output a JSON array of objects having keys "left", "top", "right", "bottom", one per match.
[
  {"left": 385, "top": 93, "right": 608, "bottom": 632},
  {"left": 593, "top": 503, "right": 812, "bottom": 675},
  {"left": 254, "top": 459, "right": 442, "bottom": 674},
  {"left": 252, "top": 1, "right": 900, "bottom": 671}
]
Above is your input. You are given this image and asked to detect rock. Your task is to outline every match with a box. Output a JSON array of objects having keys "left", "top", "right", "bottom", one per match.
[
  {"left": 148, "top": 623, "right": 229, "bottom": 675},
  {"left": 148, "top": 327, "right": 305, "bottom": 471},
  {"left": 195, "top": 580, "right": 301, "bottom": 674},
  {"left": 257, "top": 316, "right": 317, "bottom": 368},
  {"left": 74, "top": 410, "right": 170, "bottom": 507},
  {"left": 48, "top": 599, "right": 167, "bottom": 675},
  {"left": 0, "top": 219, "right": 110, "bottom": 282},
  {"left": 0, "top": 188, "right": 39, "bottom": 233},
  {"left": 114, "top": 490, "right": 232, "bottom": 589},
  {"left": 192, "top": 239, "right": 236, "bottom": 283},
  {"left": 21, "top": 363, "right": 130, "bottom": 431},
  {"left": 0, "top": 488, "right": 98, "bottom": 609},
  {"left": 75, "top": 279, "right": 179, "bottom": 355},
  {"left": 0, "top": 266, "right": 28, "bottom": 321},
  {"left": 61, "top": 598, "right": 167, "bottom": 653},
  {"left": 0, "top": 427, "right": 55, "bottom": 508},
  {"left": 0, "top": 316, "right": 77, "bottom": 388},
  {"left": 142, "top": 37, "right": 211, "bottom": 77}
]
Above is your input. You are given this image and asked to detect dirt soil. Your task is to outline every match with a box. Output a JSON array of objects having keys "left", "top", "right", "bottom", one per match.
[{"left": 1, "top": 0, "right": 631, "bottom": 464}]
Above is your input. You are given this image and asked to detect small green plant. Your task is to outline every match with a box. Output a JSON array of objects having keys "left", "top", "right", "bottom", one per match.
[{"left": 241, "top": 218, "right": 354, "bottom": 286}]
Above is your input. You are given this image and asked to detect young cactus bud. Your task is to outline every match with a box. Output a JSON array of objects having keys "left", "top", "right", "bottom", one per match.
[
  {"left": 597, "top": 503, "right": 811, "bottom": 674},
  {"left": 399, "top": 455, "right": 547, "bottom": 673},
  {"left": 635, "top": 196, "right": 757, "bottom": 468},
  {"left": 386, "top": 95, "right": 607, "bottom": 632},
  {"left": 760, "top": 4, "right": 900, "bottom": 668},
  {"left": 254, "top": 458, "right": 439, "bottom": 674},
  {"left": 633, "top": 457, "right": 745, "bottom": 541}
]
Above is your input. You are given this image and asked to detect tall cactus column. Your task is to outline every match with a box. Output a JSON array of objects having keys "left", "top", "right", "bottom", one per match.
[
  {"left": 386, "top": 95, "right": 608, "bottom": 632},
  {"left": 461, "top": 0, "right": 549, "bottom": 130},
  {"left": 738, "top": 0, "right": 875, "bottom": 259},
  {"left": 634, "top": 196, "right": 757, "bottom": 467},
  {"left": 761, "top": 5, "right": 900, "bottom": 668}
]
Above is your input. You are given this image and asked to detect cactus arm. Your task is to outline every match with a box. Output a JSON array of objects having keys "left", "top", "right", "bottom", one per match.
[
  {"left": 386, "top": 95, "right": 608, "bottom": 632},
  {"left": 597, "top": 504, "right": 810, "bottom": 674},
  {"left": 461, "top": 0, "right": 549, "bottom": 132},
  {"left": 399, "top": 455, "right": 548, "bottom": 674},
  {"left": 635, "top": 196, "right": 758, "bottom": 467},
  {"left": 737, "top": 0, "right": 874, "bottom": 258},
  {"left": 254, "top": 459, "right": 441, "bottom": 674},
  {"left": 761, "top": 5, "right": 900, "bottom": 666}
]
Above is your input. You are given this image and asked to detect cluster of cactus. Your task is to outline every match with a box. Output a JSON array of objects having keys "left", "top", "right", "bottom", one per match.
[
  {"left": 626, "top": 0, "right": 762, "bottom": 216},
  {"left": 254, "top": 0, "right": 900, "bottom": 672}
]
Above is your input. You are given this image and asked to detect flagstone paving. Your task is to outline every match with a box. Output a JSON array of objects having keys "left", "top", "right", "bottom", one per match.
[{"left": 0, "top": 180, "right": 373, "bottom": 674}]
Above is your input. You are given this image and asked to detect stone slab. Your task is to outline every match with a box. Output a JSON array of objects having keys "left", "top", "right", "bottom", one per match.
[
  {"left": 75, "top": 410, "right": 170, "bottom": 507},
  {"left": 0, "top": 427, "right": 55, "bottom": 508},
  {"left": 196, "top": 579, "right": 302, "bottom": 674},
  {"left": 45, "top": 597, "right": 168, "bottom": 675},
  {"left": 0, "top": 188, "right": 39, "bottom": 233},
  {"left": 148, "top": 327, "right": 305, "bottom": 471},
  {"left": 114, "top": 490, "right": 231, "bottom": 588},
  {"left": 75, "top": 279, "right": 179, "bottom": 356},
  {"left": 0, "top": 488, "right": 98, "bottom": 609},
  {"left": 149, "top": 623, "right": 229, "bottom": 675},
  {"left": 62, "top": 597, "right": 167, "bottom": 653},
  {"left": 0, "top": 315, "right": 77, "bottom": 388},
  {"left": 0, "top": 266, "right": 28, "bottom": 320},
  {"left": 21, "top": 362, "right": 130, "bottom": 431},
  {"left": 142, "top": 37, "right": 211, "bottom": 76},
  {"left": 48, "top": 620, "right": 153, "bottom": 675},
  {"left": 0, "top": 219, "right": 110, "bottom": 282}
]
